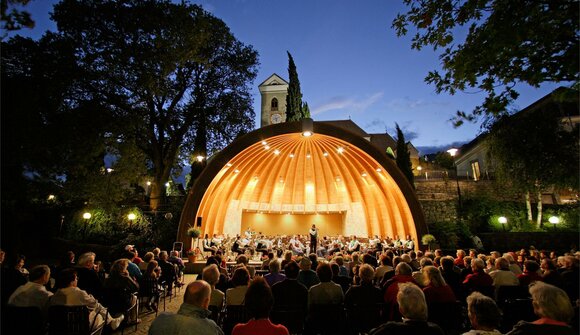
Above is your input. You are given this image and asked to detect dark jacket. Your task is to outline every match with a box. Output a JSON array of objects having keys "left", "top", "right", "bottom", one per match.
[
  {"left": 506, "top": 321, "right": 575, "bottom": 335},
  {"left": 369, "top": 320, "right": 445, "bottom": 335},
  {"left": 75, "top": 266, "right": 103, "bottom": 300},
  {"left": 271, "top": 279, "right": 307, "bottom": 310}
]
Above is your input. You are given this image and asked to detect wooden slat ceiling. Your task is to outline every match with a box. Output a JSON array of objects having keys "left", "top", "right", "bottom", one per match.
[{"left": 196, "top": 132, "right": 417, "bottom": 240}]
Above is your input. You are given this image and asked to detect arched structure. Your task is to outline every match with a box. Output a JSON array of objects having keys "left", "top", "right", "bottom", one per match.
[{"left": 178, "top": 120, "right": 427, "bottom": 248}]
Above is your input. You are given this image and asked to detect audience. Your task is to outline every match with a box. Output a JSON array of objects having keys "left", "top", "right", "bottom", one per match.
[
  {"left": 463, "top": 258, "right": 493, "bottom": 297},
  {"left": 506, "top": 282, "right": 575, "bottom": 335},
  {"left": 297, "top": 257, "right": 320, "bottom": 289},
  {"left": 518, "top": 260, "right": 542, "bottom": 286},
  {"left": 421, "top": 265, "right": 457, "bottom": 304},
  {"left": 272, "top": 261, "right": 308, "bottom": 311},
  {"left": 464, "top": 292, "right": 502, "bottom": 334},
  {"left": 148, "top": 280, "right": 223, "bottom": 335},
  {"left": 75, "top": 252, "right": 103, "bottom": 300},
  {"left": 264, "top": 259, "right": 286, "bottom": 287},
  {"left": 308, "top": 263, "right": 344, "bottom": 305},
  {"left": 103, "top": 258, "right": 140, "bottom": 324},
  {"left": 202, "top": 264, "right": 224, "bottom": 310},
  {"left": 345, "top": 264, "right": 382, "bottom": 307},
  {"left": 370, "top": 282, "right": 445, "bottom": 335},
  {"left": 50, "top": 268, "right": 124, "bottom": 330},
  {"left": 489, "top": 257, "right": 519, "bottom": 287},
  {"left": 232, "top": 277, "right": 289, "bottom": 335},
  {"left": 8, "top": 265, "right": 53, "bottom": 319},
  {"left": 226, "top": 267, "right": 250, "bottom": 306},
  {"left": 139, "top": 260, "right": 161, "bottom": 312}
]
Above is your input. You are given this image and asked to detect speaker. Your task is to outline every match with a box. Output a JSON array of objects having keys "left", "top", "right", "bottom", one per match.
[{"left": 196, "top": 217, "right": 202, "bottom": 227}]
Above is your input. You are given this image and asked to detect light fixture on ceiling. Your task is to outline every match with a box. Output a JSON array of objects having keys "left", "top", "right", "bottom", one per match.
[
  {"left": 289, "top": 153, "right": 295, "bottom": 158},
  {"left": 274, "top": 149, "right": 280, "bottom": 155},
  {"left": 361, "top": 172, "right": 368, "bottom": 177},
  {"left": 261, "top": 141, "right": 267, "bottom": 145},
  {"left": 323, "top": 152, "right": 329, "bottom": 157},
  {"left": 302, "top": 118, "right": 314, "bottom": 137},
  {"left": 337, "top": 147, "right": 344, "bottom": 154}
]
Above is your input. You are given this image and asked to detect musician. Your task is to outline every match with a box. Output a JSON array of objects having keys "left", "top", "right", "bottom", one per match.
[
  {"left": 289, "top": 235, "right": 305, "bottom": 256},
  {"left": 403, "top": 234, "right": 414, "bottom": 252},
  {"left": 211, "top": 234, "right": 223, "bottom": 247},
  {"left": 348, "top": 236, "right": 361, "bottom": 254},
  {"left": 309, "top": 224, "right": 319, "bottom": 254},
  {"left": 369, "top": 235, "right": 382, "bottom": 253},
  {"left": 393, "top": 235, "right": 403, "bottom": 255},
  {"left": 203, "top": 234, "right": 217, "bottom": 255}
]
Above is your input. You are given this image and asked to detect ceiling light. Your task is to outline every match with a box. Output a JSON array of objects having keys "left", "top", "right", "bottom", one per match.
[
  {"left": 261, "top": 141, "right": 267, "bottom": 145},
  {"left": 337, "top": 147, "right": 344, "bottom": 154},
  {"left": 274, "top": 149, "right": 280, "bottom": 155},
  {"left": 264, "top": 145, "right": 270, "bottom": 150},
  {"left": 289, "top": 153, "right": 295, "bottom": 158},
  {"left": 302, "top": 131, "right": 313, "bottom": 137},
  {"left": 323, "top": 152, "right": 329, "bottom": 157},
  {"left": 361, "top": 172, "right": 367, "bottom": 177}
]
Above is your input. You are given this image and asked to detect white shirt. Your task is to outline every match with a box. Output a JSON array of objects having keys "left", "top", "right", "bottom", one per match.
[{"left": 8, "top": 281, "right": 53, "bottom": 310}]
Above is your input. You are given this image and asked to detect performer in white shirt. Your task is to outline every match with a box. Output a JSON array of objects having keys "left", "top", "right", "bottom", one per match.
[
  {"left": 348, "top": 235, "right": 360, "bottom": 254},
  {"left": 289, "top": 235, "right": 305, "bottom": 255}
]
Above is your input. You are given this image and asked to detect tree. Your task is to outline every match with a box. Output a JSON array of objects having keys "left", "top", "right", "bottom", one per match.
[
  {"left": 1, "top": 0, "right": 34, "bottom": 37},
  {"left": 285, "top": 51, "right": 304, "bottom": 122},
  {"left": 395, "top": 123, "right": 414, "bottom": 187},
  {"left": 434, "top": 151, "right": 454, "bottom": 170},
  {"left": 393, "top": 0, "right": 579, "bottom": 126},
  {"left": 51, "top": 0, "right": 259, "bottom": 210},
  {"left": 486, "top": 89, "right": 579, "bottom": 228}
]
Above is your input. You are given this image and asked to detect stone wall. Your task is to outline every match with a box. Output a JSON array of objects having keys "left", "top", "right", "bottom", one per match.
[{"left": 415, "top": 179, "right": 520, "bottom": 224}]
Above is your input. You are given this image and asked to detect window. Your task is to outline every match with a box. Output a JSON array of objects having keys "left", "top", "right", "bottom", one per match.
[
  {"left": 471, "top": 161, "right": 481, "bottom": 181},
  {"left": 271, "top": 98, "right": 278, "bottom": 111}
]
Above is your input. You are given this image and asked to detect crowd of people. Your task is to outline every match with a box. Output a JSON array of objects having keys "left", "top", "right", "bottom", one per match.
[
  {"left": 1, "top": 234, "right": 579, "bottom": 335},
  {"left": 1, "top": 245, "right": 185, "bottom": 333}
]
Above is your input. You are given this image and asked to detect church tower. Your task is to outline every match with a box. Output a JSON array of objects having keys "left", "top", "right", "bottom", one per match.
[{"left": 258, "top": 73, "right": 288, "bottom": 127}]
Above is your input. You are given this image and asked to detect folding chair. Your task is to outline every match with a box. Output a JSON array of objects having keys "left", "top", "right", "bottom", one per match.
[
  {"left": 172, "top": 242, "right": 183, "bottom": 259},
  {"left": 48, "top": 305, "right": 105, "bottom": 335}
]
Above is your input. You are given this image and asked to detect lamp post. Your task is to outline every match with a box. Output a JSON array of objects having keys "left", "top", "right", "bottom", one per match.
[
  {"left": 498, "top": 216, "right": 507, "bottom": 232},
  {"left": 447, "top": 148, "right": 462, "bottom": 210},
  {"left": 82, "top": 212, "right": 92, "bottom": 239},
  {"left": 548, "top": 216, "right": 559, "bottom": 230},
  {"left": 127, "top": 213, "right": 136, "bottom": 229}
]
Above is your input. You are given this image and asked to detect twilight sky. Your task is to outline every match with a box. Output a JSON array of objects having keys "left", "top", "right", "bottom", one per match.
[{"left": 14, "top": 0, "right": 565, "bottom": 154}]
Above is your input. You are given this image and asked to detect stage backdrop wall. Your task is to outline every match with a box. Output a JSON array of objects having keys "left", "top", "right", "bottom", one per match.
[{"left": 241, "top": 212, "right": 344, "bottom": 237}]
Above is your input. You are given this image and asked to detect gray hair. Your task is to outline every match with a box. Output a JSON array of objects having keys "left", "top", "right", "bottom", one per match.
[
  {"left": 359, "top": 264, "right": 374, "bottom": 282},
  {"left": 159, "top": 251, "right": 168, "bottom": 260},
  {"left": 529, "top": 281, "right": 574, "bottom": 322},
  {"left": 466, "top": 292, "right": 501, "bottom": 329},
  {"left": 397, "top": 282, "right": 427, "bottom": 321},
  {"left": 77, "top": 252, "right": 96, "bottom": 267},
  {"left": 395, "top": 262, "right": 413, "bottom": 276},
  {"left": 202, "top": 264, "right": 220, "bottom": 286},
  {"left": 472, "top": 258, "right": 485, "bottom": 271}
]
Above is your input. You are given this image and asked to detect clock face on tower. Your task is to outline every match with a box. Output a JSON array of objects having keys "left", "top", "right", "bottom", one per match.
[{"left": 270, "top": 113, "right": 282, "bottom": 124}]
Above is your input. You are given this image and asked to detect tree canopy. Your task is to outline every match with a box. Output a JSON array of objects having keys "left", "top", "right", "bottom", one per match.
[
  {"left": 286, "top": 51, "right": 308, "bottom": 122},
  {"left": 486, "top": 88, "right": 579, "bottom": 226},
  {"left": 393, "top": 0, "right": 579, "bottom": 126},
  {"left": 49, "top": 0, "right": 259, "bottom": 209},
  {"left": 2, "top": 0, "right": 259, "bottom": 211}
]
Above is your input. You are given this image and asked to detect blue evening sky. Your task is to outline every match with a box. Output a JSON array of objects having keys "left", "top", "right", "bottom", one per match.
[{"left": 14, "top": 0, "right": 564, "bottom": 154}]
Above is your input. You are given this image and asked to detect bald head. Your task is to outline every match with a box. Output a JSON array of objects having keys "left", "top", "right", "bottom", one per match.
[{"left": 184, "top": 280, "right": 211, "bottom": 309}]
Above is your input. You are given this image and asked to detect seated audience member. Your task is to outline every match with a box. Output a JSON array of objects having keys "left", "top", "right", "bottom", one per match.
[
  {"left": 380, "top": 256, "right": 402, "bottom": 287},
  {"left": 131, "top": 248, "right": 143, "bottom": 265},
  {"left": 369, "top": 283, "right": 445, "bottom": 335},
  {"left": 412, "top": 257, "right": 433, "bottom": 287},
  {"left": 149, "top": 280, "right": 223, "bottom": 335},
  {"left": 506, "top": 282, "right": 575, "bottom": 335},
  {"left": 297, "top": 257, "right": 320, "bottom": 289},
  {"left": 54, "top": 251, "right": 76, "bottom": 276},
  {"left": 421, "top": 266, "right": 456, "bottom": 304},
  {"left": 1, "top": 253, "right": 29, "bottom": 305},
  {"left": 540, "top": 258, "right": 563, "bottom": 288},
  {"left": 504, "top": 253, "right": 522, "bottom": 275},
  {"left": 463, "top": 258, "right": 493, "bottom": 297},
  {"left": 345, "top": 264, "right": 382, "bottom": 307},
  {"left": 262, "top": 252, "right": 275, "bottom": 270},
  {"left": 362, "top": 252, "right": 378, "bottom": 268},
  {"left": 271, "top": 261, "right": 307, "bottom": 311},
  {"left": 461, "top": 256, "right": 474, "bottom": 281},
  {"left": 235, "top": 254, "right": 255, "bottom": 278},
  {"left": 330, "top": 262, "right": 352, "bottom": 294},
  {"left": 409, "top": 251, "right": 420, "bottom": 271},
  {"left": 8, "top": 265, "right": 53, "bottom": 319},
  {"left": 158, "top": 251, "right": 178, "bottom": 294},
  {"left": 308, "top": 263, "right": 344, "bottom": 305},
  {"left": 334, "top": 256, "right": 349, "bottom": 277},
  {"left": 375, "top": 255, "right": 392, "bottom": 282},
  {"left": 440, "top": 256, "right": 462, "bottom": 298},
  {"left": 125, "top": 251, "right": 143, "bottom": 281},
  {"left": 168, "top": 250, "right": 185, "bottom": 278},
  {"left": 75, "top": 252, "right": 103, "bottom": 300},
  {"left": 455, "top": 249, "right": 466, "bottom": 268},
  {"left": 464, "top": 292, "right": 502, "bottom": 335},
  {"left": 308, "top": 253, "right": 319, "bottom": 272},
  {"left": 348, "top": 253, "right": 361, "bottom": 276},
  {"left": 560, "top": 255, "right": 579, "bottom": 302},
  {"left": 139, "top": 252, "right": 155, "bottom": 272},
  {"left": 264, "top": 259, "right": 286, "bottom": 287},
  {"left": 202, "top": 264, "right": 224, "bottom": 310},
  {"left": 50, "top": 268, "right": 124, "bottom": 330},
  {"left": 139, "top": 260, "right": 161, "bottom": 312},
  {"left": 489, "top": 257, "right": 519, "bottom": 287},
  {"left": 232, "top": 277, "right": 289, "bottom": 335},
  {"left": 518, "top": 260, "right": 542, "bottom": 287},
  {"left": 280, "top": 251, "right": 293, "bottom": 271},
  {"left": 383, "top": 262, "right": 418, "bottom": 306},
  {"left": 226, "top": 267, "right": 250, "bottom": 306},
  {"left": 103, "top": 258, "right": 140, "bottom": 324}
]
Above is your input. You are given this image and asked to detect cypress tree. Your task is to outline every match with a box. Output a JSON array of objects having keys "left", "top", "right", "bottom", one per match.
[
  {"left": 285, "top": 51, "right": 303, "bottom": 122},
  {"left": 395, "top": 123, "right": 414, "bottom": 187}
]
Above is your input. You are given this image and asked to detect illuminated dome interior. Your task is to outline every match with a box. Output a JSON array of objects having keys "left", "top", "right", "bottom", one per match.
[{"left": 195, "top": 132, "right": 417, "bottom": 241}]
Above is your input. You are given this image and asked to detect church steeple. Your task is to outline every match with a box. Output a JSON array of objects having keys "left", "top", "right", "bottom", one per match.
[{"left": 258, "top": 73, "right": 289, "bottom": 127}]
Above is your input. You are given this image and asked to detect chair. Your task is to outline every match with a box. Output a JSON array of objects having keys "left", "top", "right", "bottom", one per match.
[
  {"left": 101, "top": 289, "right": 139, "bottom": 334},
  {"left": 3, "top": 305, "right": 45, "bottom": 335},
  {"left": 172, "top": 242, "right": 183, "bottom": 258},
  {"left": 271, "top": 305, "right": 306, "bottom": 334},
  {"left": 495, "top": 285, "right": 529, "bottom": 307},
  {"left": 138, "top": 277, "right": 164, "bottom": 316},
  {"left": 223, "top": 305, "right": 250, "bottom": 335},
  {"left": 306, "top": 303, "right": 346, "bottom": 335},
  {"left": 345, "top": 303, "right": 385, "bottom": 335},
  {"left": 427, "top": 301, "right": 464, "bottom": 334},
  {"left": 208, "top": 305, "right": 224, "bottom": 326},
  {"left": 499, "top": 298, "right": 535, "bottom": 333},
  {"left": 48, "top": 305, "right": 105, "bottom": 335}
]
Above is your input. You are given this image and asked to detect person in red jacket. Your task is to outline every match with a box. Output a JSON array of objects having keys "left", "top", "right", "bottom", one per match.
[
  {"left": 463, "top": 258, "right": 493, "bottom": 297},
  {"left": 422, "top": 266, "right": 456, "bottom": 304},
  {"left": 383, "top": 262, "right": 418, "bottom": 320},
  {"left": 518, "top": 260, "right": 543, "bottom": 287}
]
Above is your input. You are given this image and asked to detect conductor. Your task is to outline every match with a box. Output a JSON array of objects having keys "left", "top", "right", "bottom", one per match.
[{"left": 309, "top": 224, "right": 318, "bottom": 254}]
